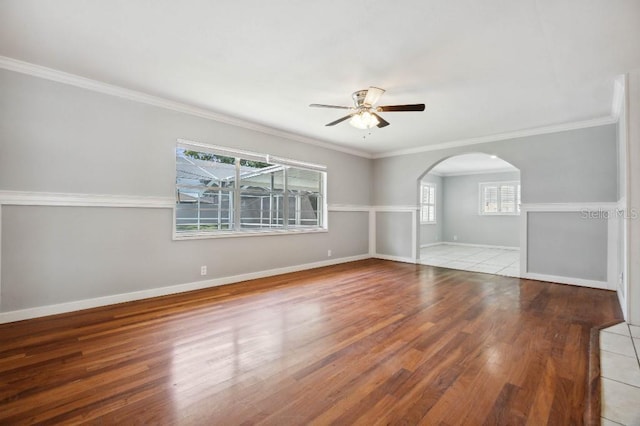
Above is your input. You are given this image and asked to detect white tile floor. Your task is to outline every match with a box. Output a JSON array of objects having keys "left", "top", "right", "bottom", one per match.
[
  {"left": 419, "top": 243, "right": 520, "bottom": 277},
  {"left": 600, "top": 322, "right": 640, "bottom": 425}
]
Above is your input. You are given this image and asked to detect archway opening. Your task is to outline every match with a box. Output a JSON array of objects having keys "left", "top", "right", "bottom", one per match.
[{"left": 417, "top": 153, "right": 521, "bottom": 277}]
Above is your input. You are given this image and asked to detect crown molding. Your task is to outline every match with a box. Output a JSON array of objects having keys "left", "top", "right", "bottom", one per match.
[
  {"left": 0, "top": 56, "right": 372, "bottom": 159},
  {"left": 372, "top": 115, "right": 617, "bottom": 159},
  {"left": 0, "top": 56, "right": 623, "bottom": 162}
]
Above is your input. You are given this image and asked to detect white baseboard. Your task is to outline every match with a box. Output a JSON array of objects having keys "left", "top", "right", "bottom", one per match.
[
  {"left": 373, "top": 254, "right": 417, "bottom": 264},
  {"left": 521, "top": 272, "right": 609, "bottom": 290},
  {"left": 420, "top": 242, "right": 442, "bottom": 248},
  {"left": 0, "top": 254, "right": 370, "bottom": 324},
  {"left": 617, "top": 284, "right": 628, "bottom": 321},
  {"left": 438, "top": 242, "right": 520, "bottom": 250}
]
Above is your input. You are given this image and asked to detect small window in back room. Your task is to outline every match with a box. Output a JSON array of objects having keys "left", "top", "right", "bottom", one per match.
[
  {"left": 479, "top": 181, "right": 520, "bottom": 215},
  {"left": 420, "top": 182, "right": 436, "bottom": 223}
]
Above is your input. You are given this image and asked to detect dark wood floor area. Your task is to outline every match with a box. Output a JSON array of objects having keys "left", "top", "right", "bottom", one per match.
[{"left": 0, "top": 259, "right": 622, "bottom": 425}]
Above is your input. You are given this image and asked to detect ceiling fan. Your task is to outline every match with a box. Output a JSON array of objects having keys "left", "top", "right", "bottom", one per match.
[{"left": 310, "top": 87, "right": 425, "bottom": 129}]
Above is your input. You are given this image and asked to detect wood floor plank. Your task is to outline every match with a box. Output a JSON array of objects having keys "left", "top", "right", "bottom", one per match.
[{"left": 0, "top": 259, "right": 622, "bottom": 424}]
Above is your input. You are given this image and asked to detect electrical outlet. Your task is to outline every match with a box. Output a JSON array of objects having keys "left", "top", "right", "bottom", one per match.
[
  {"left": 328, "top": 249, "right": 332, "bottom": 257},
  {"left": 201, "top": 266, "right": 207, "bottom": 276}
]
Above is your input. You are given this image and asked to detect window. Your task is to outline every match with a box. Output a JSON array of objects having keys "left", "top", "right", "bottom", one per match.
[
  {"left": 479, "top": 181, "right": 521, "bottom": 215},
  {"left": 175, "top": 140, "right": 326, "bottom": 238},
  {"left": 420, "top": 182, "right": 436, "bottom": 223}
]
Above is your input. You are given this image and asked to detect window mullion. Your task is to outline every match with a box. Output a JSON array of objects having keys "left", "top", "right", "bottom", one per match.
[
  {"left": 175, "top": 143, "right": 327, "bottom": 236},
  {"left": 233, "top": 158, "right": 240, "bottom": 231},
  {"left": 283, "top": 167, "right": 289, "bottom": 229},
  {"left": 269, "top": 173, "right": 274, "bottom": 228},
  {"left": 197, "top": 196, "right": 201, "bottom": 231}
]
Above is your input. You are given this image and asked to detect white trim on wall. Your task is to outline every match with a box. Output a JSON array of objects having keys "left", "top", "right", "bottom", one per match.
[
  {"left": 607, "top": 211, "right": 619, "bottom": 292},
  {"left": 369, "top": 210, "right": 376, "bottom": 256},
  {"left": 522, "top": 272, "right": 608, "bottom": 290},
  {"left": 349, "top": 206, "right": 421, "bottom": 260},
  {"left": 420, "top": 242, "right": 442, "bottom": 248},
  {"left": 0, "top": 254, "right": 370, "bottom": 324},
  {"left": 372, "top": 254, "right": 417, "bottom": 264},
  {"left": 0, "top": 56, "right": 371, "bottom": 159},
  {"left": 612, "top": 75, "right": 626, "bottom": 120},
  {"left": 519, "top": 209, "right": 528, "bottom": 279},
  {"left": 1, "top": 56, "right": 622, "bottom": 163},
  {"left": 1, "top": 195, "right": 617, "bottom": 321},
  {"left": 430, "top": 167, "right": 518, "bottom": 177},
  {"left": 0, "top": 205, "right": 2, "bottom": 308},
  {"left": 0, "top": 191, "right": 174, "bottom": 208},
  {"left": 618, "top": 196, "right": 629, "bottom": 320},
  {"left": 411, "top": 209, "right": 418, "bottom": 261},
  {"left": 522, "top": 202, "right": 619, "bottom": 212},
  {"left": 0, "top": 194, "right": 386, "bottom": 213},
  {"left": 441, "top": 242, "right": 519, "bottom": 250},
  {"left": 0, "top": 194, "right": 377, "bottom": 319},
  {"left": 374, "top": 205, "right": 419, "bottom": 212},
  {"left": 374, "top": 116, "right": 617, "bottom": 159},
  {"left": 369, "top": 207, "right": 419, "bottom": 263},
  {"left": 328, "top": 204, "right": 372, "bottom": 212},
  {"left": 520, "top": 202, "right": 619, "bottom": 290}
]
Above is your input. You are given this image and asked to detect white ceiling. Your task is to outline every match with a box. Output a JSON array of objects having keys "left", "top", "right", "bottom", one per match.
[
  {"left": 1, "top": 0, "right": 639, "bottom": 156},
  {"left": 429, "top": 153, "right": 518, "bottom": 176}
]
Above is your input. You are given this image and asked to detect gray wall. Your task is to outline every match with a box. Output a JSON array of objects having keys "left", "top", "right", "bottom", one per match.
[
  {"left": 376, "top": 212, "right": 413, "bottom": 258},
  {"left": 374, "top": 124, "right": 617, "bottom": 280},
  {"left": 441, "top": 171, "right": 520, "bottom": 247},
  {"left": 0, "top": 67, "right": 623, "bottom": 313},
  {"left": 0, "top": 69, "right": 372, "bottom": 312},
  {"left": 527, "top": 212, "right": 607, "bottom": 281},
  {"left": 373, "top": 125, "right": 617, "bottom": 206},
  {"left": 419, "top": 174, "right": 443, "bottom": 245},
  {"left": 0, "top": 70, "right": 371, "bottom": 203},
  {"left": 627, "top": 69, "right": 640, "bottom": 325}
]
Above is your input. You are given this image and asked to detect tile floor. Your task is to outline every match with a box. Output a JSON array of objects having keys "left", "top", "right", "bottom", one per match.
[
  {"left": 419, "top": 243, "right": 520, "bottom": 277},
  {"left": 600, "top": 322, "right": 640, "bottom": 425}
]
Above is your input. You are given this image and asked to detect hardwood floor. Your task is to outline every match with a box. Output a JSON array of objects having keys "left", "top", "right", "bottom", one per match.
[{"left": 0, "top": 259, "right": 622, "bottom": 425}]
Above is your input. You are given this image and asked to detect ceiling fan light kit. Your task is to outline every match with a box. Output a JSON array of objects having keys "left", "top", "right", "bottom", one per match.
[
  {"left": 349, "top": 110, "right": 379, "bottom": 129},
  {"left": 310, "top": 86, "right": 425, "bottom": 130}
]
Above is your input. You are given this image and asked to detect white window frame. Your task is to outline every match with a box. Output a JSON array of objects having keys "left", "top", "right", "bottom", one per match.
[
  {"left": 420, "top": 182, "right": 437, "bottom": 224},
  {"left": 478, "top": 181, "right": 521, "bottom": 215},
  {"left": 174, "top": 139, "right": 328, "bottom": 240}
]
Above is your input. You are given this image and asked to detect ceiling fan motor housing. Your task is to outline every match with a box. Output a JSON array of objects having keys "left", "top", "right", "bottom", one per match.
[{"left": 352, "top": 90, "right": 369, "bottom": 107}]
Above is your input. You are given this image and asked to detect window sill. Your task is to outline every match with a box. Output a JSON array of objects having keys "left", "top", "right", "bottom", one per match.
[
  {"left": 173, "top": 227, "right": 328, "bottom": 240},
  {"left": 421, "top": 221, "right": 437, "bottom": 225}
]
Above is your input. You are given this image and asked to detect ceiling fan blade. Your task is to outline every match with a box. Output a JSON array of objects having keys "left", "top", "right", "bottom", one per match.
[
  {"left": 363, "top": 87, "right": 385, "bottom": 106},
  {"left": 325, "top": 114, "right": 354, "bottom": 126},
  {"left": 377, "top": 104, "right": 426, "bottom": 112},
  {"left": 309, "top": 103, "right": 351, "bottom": 109},
  {"left": 372, "top": 113, "right": 390, "bottom": 128}
]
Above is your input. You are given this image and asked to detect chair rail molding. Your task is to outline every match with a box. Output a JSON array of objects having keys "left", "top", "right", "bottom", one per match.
[
  {"left": 519, "top": 202, "right": 619, "bottom": 291},
  {"left": 0, "top": 190, "right": 174, "bottom": 208}
]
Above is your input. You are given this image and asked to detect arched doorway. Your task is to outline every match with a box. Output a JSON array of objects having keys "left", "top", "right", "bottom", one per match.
[{"left": 417, "top": 153, "right": 521, "bottom": 277}]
